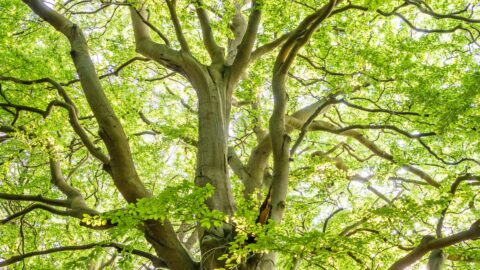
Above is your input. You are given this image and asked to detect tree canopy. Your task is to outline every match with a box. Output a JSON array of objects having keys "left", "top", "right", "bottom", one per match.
[{"left": 1, "top": 0, "right": 480, "bottom": 269}]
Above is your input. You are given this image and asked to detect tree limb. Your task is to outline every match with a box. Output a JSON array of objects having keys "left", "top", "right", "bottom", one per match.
[
  {"left": 230, "top": 0, "right": 262, "bottom": 82},
  {"left": 194, "top": 0, "right": 224, "bottom": 64},
  {"left": 0, "top": 242, "right": 167, "bottom": 268},
  {"left": 250, "top": 32, "right": 292, "bottom": 62},
  {"left": 405, "top": 0, "right": 480, "bottom": 23},
  {"left": 289, "top": 118, "right": 440, "bottom": 187},
  {"left": 227, "top": 146, "right": 249, "bottom": 182},
  {"left": 129, "top": 5, "right": 186, "bottom": 74},
  {"left": 132, "top": 7, "right": 170, "bottom": 46},
  {"left": 166, "top": 0, "right": 191, "bottom": 53},
  {"left": 0, "top": 203, "right": 80, "bottom": 224},
  {"left": 0, "top": 193, "right": 69, "bottom": 208},
  {"left": 323, "top": 208, "right": 345, "bottom": 233},
  {"left": 63, "top": 56, "right": 151, "bottom": 86},
  {"left": 389, "top": 220, "right": 480, "bottom": 270},
  {"left": 0, "top": 75, "right": 78, "bottom": 113}
]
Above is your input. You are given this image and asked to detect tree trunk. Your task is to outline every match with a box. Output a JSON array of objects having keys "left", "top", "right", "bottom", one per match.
[{"left": 193, "top": 66, "right": 236, "bottom": 269}]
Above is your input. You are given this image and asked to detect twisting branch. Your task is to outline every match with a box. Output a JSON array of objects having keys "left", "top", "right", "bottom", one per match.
[
  {"left": 166, "top": 0, "right": 191, "bottom": 53},
  {"left": 225, "top": 1, "right": 247, "bottom": 65},
  {"left": 428, "top": 175, "right": 480, "bottom": 270},
  {"left": 245, "top": 97, "right": 335, "bottom": 197},
  {"left": 132, "top": 7, "right": 170, "bottom": 46},
  {"left": 130, "top": 4, "right": 188, "bottom": 75},
  {"left": 250, "top": 32, "right": 292, "bottom": 62},
  {"left": 230, "top": 0, "right": 262, "bottom": 81},
  {"left": 194, "top": 0, "right": 224, "bottom": 64},
  {"left": 323, "top": 208, "right": 345, "bottom": 233},
  {"left": 23, "top": 2, "right": 195, "bottom": 267},
  {"left": 0, "top": 154, "right": 112, "bottom": 228},
  {"left": 63, "top": 56, "right": 150, "bottom": 86},
  {"left": 297, "top": 54, "right": 395, "bottom": 83},
  {"left": 389, "top": 220, "right": 480, "bottom": 270},
  {"left": 331, "top": 3, "right": 477, "bottom": 40},
  {"left": 339, "top": 99, "right": 422, "bottom": 116},
  {"left": 48, "top": 153, "right": 97, "bottom": 213},
  {"left": 53, "top": 101, "right": 110, "bottom": 164},
  {"left": 390, "top": 12, "right": 468, "bottom": 34},
  {"left": 0, "top": 203, "right": 79, "bottom": 224},
  {"left": 268, "top": 0, "right": 340, "bottom": 228},
  {"left": 344, "top": 228, "right": 415, "bottom": 251},
  {"left": 405, "top": 0, "right": 480, "bottom": 23},
  {"left": 418, "top": 139, "right": 480, "bottom": 166},
  {"left": 0, "top": 193, "right": 69, "bottom": 207},
  {"left": 329, "top": 124, "right": 435, "bottom": 139},
  {"left": 0, "top": 75, "right": 78, "bottom": 113},
  {"left": 0, "top": 76, "right": 109, "bottom": 163},
  {"left": 287, "top": 118, "right": 439, "bottom": 187},
  {"left": 290, "top": 97, "right": 339, "bottom": 156},
  {"left": 0, "top": 242, "right": 167, "bottom": 268},
  {"left": 436, "top": 174, "right": 480, "bottom": 237},
  {"left": 0, "top": 102, "right": 46, "bottom": 115},
  {"left": 0, "top": 99, "right": 109, "bottom": 164},
  {"left": 336, "top": 100, "right": 480, "bottom": 167}
]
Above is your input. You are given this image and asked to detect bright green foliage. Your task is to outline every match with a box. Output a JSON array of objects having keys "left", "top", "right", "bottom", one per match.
[
  {"left": 99, "top": 182, "right": 224, "bottom": 228},
  {"left": 1, "top": 0, "right": 480, "bottom": 269}
]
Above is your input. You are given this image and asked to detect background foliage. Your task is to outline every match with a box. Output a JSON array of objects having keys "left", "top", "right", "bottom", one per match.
[{"left": 1, "top": 0, "right": 480, "bottom": 269}]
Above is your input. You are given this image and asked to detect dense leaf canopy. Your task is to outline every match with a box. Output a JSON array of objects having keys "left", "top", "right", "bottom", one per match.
[{"left": 1, "top": 0, "right": 480, "bottom": 269}]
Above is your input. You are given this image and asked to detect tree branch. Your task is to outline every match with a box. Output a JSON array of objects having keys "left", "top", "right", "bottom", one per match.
[
  {"left": 250, "top": 32, "right": 292, "bottom": 62},
  {"left": 63, "top": 56, "right": 151, "bottom": 86},
  {"left": 230, "top": 0, "right": 262, "bottom": 81},
  {"left": 0, "top": 242, "right": 167, "bottom": 268},
  {"left": 225, "top": 1, "right": 247, "bottom": 65},
  {"left": 418, "top": 139, "right": 480, "bottom": 166},
  {"left": 194, "top": 0, "right": 224, "bottom": 64},
  {"left": 405, "top": 0, "right": 480, "bottom": 23},
  {"left": 339, "top": 99, "right": 422, "bottom": 116},
  {"left": 166, "top": 0, "right": 191, "bottom": 53},
  {"left": 389, "top": 220, "right": 480, "bottom": 270},
  {"left": 129, "top": 5, "right": 186, "bottom": 74},
  {"left": 323, "top": 208, "right": 345, "bottom": 233},
  {"left": 0, "top": 193, "right": 69, "bottom": 207},
  {"left": 288, "top": 118, "right": 439, "bottom": 187},
  {"left": 132, "top": 7, "right": 170, "bottom": 46},
  {"left": 0, "top": 203, "right": 80, "bottom": 224},
  {"left": 436, "top": 174, "right": 480, "bottom": 237},
  {"left": 245, "top": 97, "right": 335, "bottom": 196},
  {"left": 290, "top": 97, "right": 338, "bottom": 156},
  {"left": 227, "top": 146, "right": 249, "bottom": 182},
  {"left": 48, "top": 154, "right": 97, "bottom": 213},
  {"left": 0, "top": 75, "right": 78, "bottom": 113}
]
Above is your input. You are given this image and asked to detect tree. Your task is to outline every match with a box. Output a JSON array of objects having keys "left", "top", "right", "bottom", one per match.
[{"left": 1, "top": 0, "right": 480, "bottom": 269}]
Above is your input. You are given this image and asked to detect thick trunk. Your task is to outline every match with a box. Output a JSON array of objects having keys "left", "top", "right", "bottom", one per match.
[
  {"left": 193, "top": 67, "right": 236, "bottom": 269},
  {"left": 195, "top": 67, "right": 235, "bottom": 215}
]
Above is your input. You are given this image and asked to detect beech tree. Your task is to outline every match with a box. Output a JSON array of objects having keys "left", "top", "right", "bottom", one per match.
[{"left": 1, "top": 0, "right": 480, "bottom": 269}]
